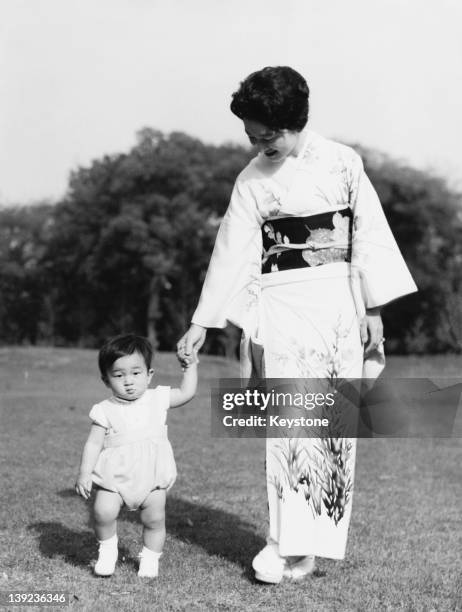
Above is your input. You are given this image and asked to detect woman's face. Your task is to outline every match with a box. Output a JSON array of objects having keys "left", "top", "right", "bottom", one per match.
[{"left": 243, "top": 118, "right": 302, "bottom": 163}]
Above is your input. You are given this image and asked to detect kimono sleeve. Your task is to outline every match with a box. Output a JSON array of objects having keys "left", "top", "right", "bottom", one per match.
[
  {"left": 191, "top": 177, "right": 263, "bottom": 330},
  {"left": 349, "top": 155, "right": 418, "bottom": 311},
  {"left": 89, "top": 403, "right": 109, "bottom": 429}
]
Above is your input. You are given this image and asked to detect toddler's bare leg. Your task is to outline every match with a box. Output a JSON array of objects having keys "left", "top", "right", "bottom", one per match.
[
  {"left": 140, "top": 489, "right": 166, "bottom": 552},
  {"left": 93, "top": 489, "right": 123, "bottom": 540}
]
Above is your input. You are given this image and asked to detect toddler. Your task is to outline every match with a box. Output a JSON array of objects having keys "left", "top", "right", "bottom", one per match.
[{"left": 75, "top": 334, "right": 197, "bottom": 578}]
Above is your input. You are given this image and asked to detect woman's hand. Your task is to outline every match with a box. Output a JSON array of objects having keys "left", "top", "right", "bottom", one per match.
[
  {"left": 177, "top": 324, "right": 207, "bottom": 366},
  {"left": 360, "top": 307, "right": 384, "bottom": 354}
]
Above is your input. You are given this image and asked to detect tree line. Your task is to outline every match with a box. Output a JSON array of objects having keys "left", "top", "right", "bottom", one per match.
[{"left": 1, "top": 127, "right": 461, "bottom": 355}]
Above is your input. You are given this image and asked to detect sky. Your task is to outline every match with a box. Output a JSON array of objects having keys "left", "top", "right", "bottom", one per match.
[{"left": 1, "top": 0, "right": 461, "bottom": 204}]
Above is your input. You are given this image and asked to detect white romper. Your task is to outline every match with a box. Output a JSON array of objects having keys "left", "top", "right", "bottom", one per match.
[{"left": 89, "top": 386, "right": 177, "bottom": 510}]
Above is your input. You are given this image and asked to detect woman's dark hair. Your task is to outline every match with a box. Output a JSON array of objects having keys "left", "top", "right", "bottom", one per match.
[
  {"left": 98, "top": 334, "right": 153, "bottom": 378},
  {"left": 230, "top": 66, "right": 309, "bottom": 132}
]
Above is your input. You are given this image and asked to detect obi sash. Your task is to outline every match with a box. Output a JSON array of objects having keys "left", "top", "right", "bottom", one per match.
[{"left": 261, "top": 207, "right": 353, "bottom": 274}]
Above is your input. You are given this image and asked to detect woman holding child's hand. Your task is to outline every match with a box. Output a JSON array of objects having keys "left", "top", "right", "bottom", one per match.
[
  {"left": 177, "top": 66, "right": 417, "bottom": 583},
  {"left": 177, "top": 323, "right": 206, "bottom": 366}
]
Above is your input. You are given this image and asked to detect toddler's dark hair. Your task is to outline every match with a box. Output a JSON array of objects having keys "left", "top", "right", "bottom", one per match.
[{"left": 98, "top": 334, "right": 153, "bottom": 378}]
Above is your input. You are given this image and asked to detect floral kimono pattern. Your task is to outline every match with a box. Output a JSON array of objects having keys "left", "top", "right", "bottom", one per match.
[
  {"left": 261, "top": 207, "right": 353, "bottom": 273},
  {"left": 192, "top": 129, "right": 417, "bottom": 559}
]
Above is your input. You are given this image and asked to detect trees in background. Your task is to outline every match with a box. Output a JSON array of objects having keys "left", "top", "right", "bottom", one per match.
[
  {"left": 0, "top": 203, "right": 55, "bottom": 344},
  {"left": 27, "top": 129, "right": 249, "bottom": 351},
  {"left": 0, "top": 130, "right": 460, "bottom": 354},
  {"left": 361, "top": 148, "right": 462, "bottom": 353}
]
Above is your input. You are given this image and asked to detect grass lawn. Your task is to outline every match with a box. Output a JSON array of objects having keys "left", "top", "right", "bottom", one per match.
[{"left": 0, "top": 347, "right": 461, "bottom": 611}]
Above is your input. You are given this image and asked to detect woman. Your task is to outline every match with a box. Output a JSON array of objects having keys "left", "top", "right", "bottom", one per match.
[{"left": 177, "top": 66, "right": 417, "bottom": 583}]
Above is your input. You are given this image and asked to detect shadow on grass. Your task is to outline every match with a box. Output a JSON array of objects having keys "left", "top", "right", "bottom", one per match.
[
  {"left": 27, "top": 521, "right": 135, "bottom": 571},
  {"left": 120, "top": 495, "right": 266, "bottom": 581},
  {"left": 57, "top": 488, "right": 77, "bottom": 498},
  {"left": 47, "top": 489, "right": 265, "bottom": 580}
]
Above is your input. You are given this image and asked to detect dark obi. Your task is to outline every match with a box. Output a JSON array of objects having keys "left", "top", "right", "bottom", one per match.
[{"left": 261, "top": 207, "right": 353, "bottom": 274}]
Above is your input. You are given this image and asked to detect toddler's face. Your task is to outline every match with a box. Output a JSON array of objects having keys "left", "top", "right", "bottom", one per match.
[{"left": 104, "top": 351, "right": 153, "bottom": 401}]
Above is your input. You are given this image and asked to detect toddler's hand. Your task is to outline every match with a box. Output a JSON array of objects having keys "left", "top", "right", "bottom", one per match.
[
  {"left": 177, "top": 348, "right": 189, "bottom": 369},
  {"left": 181, "top": 350, "right": 199, "bottom": 370},
  {"left": 176, "top": 324, "right": 206, "bottom": 367},
  {"left": 75, "top": 474, "right": 93, "bottom": 500}
]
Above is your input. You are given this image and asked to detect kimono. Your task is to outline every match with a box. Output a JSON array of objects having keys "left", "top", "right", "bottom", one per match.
[{"left": 192, "top": 129, "right": 417, "bottom": 559}]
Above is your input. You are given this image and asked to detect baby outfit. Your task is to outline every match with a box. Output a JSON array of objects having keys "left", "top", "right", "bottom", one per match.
[{"left": 89, "top": 386, "right": 176, "bottom": 510}]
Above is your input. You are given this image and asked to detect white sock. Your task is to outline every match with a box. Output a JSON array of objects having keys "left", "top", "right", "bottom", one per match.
[
  {"left": 99, "top": 534, "right": 118, "bottom": 548},
  {"left": 140, "top": 546, "right": 161, "bottom": 558}
]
